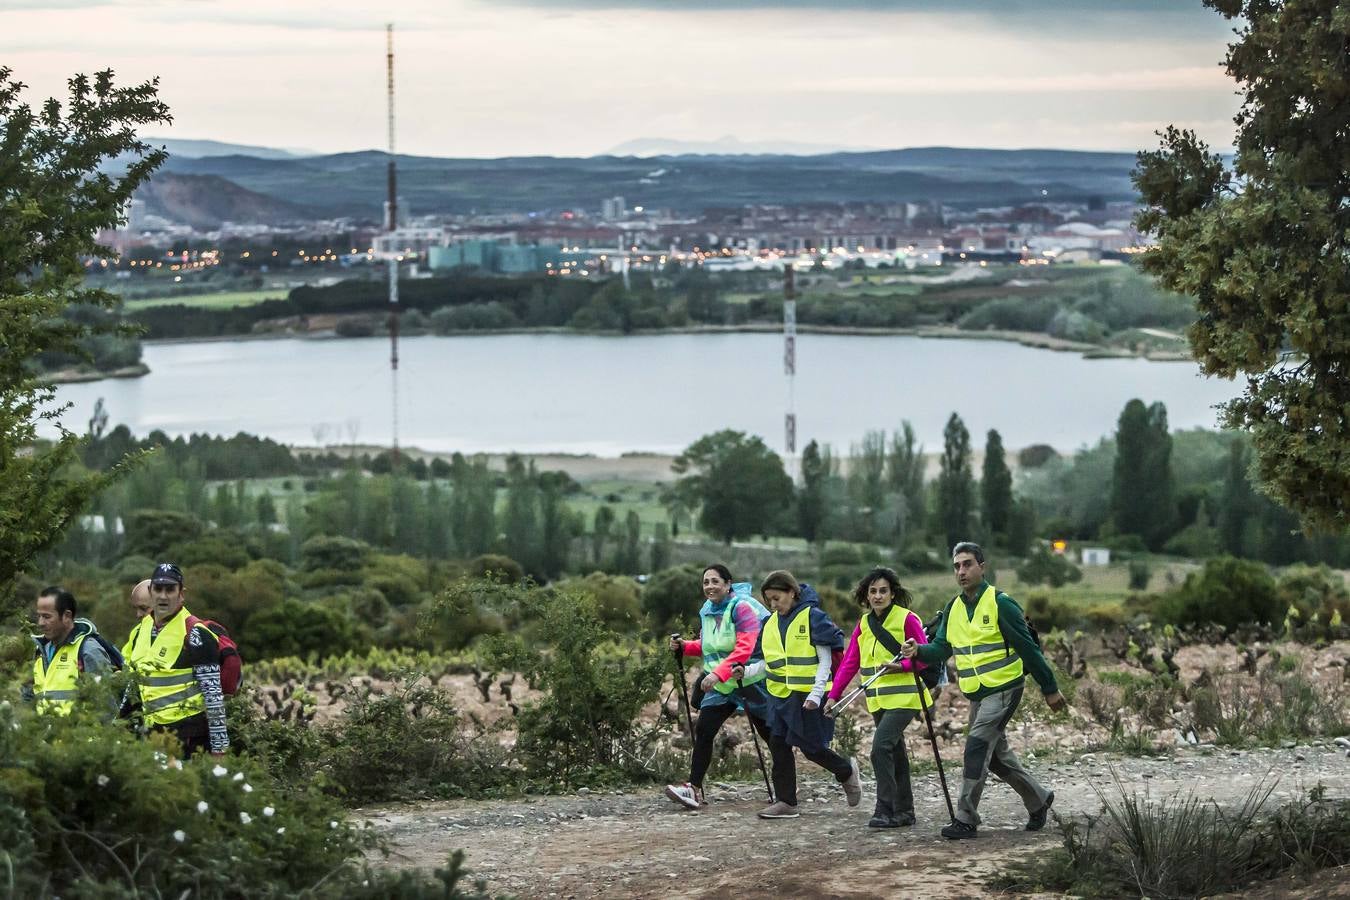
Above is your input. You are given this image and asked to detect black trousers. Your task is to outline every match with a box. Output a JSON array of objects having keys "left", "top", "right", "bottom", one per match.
[
  {"left": 768, "top": 731, "right": 852, "bottom": 807},
  {"left": 689, "top": 701, "right": 771, "bottom": 787}
]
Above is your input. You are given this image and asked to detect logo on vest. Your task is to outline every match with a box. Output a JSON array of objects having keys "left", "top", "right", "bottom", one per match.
[
  {"left": 798, "top": 624, "right": 806, "bottom": 634},
  {"left": 982, "top": 614, "right": 990, "bottom": 624},
  {"left": 159, "top": 648, "right": 167, "bottom": 657}
]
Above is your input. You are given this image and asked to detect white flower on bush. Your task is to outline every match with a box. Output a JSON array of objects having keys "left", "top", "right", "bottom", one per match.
[
  {"left": 212, "top": 764, "right": 228, "bottom": 777},
  {"left": 239, "top": 812, "right": 252, "bottom": 825},
  {"left": 232, "top": 772, "right": 244, "bottom": 782},
  {"left": 329, "top": 820, "right": 338, "bottom": 829},
  {"left": 96, "top": 774, "right": 109, "bottom": 787},
  {"left": 171, "top": 759, "right": 183, "bottom": 770},
  {"left": 263, "top": 806, "right": 275, "bottom": 818},
  {"left": 242, "top": 783, "right": 253, "bottom": 794},
  {"left": 173, "top": 830, "right": 186, "bottom": 843},
  {"left": 197, "top": 801, "right": 209, "bottom": 814},
  {"left": 276, "top": 827, "right": 285, "bottom": 835}
]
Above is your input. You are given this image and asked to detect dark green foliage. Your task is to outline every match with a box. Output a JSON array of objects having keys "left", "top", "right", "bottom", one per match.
[
  {"left": 243, "top": 598, "right": 361, "bottom": 660},
  {"left": 1160, "top": 555, "right": 1279, "bottom": 629},
  {"left": 122, "top": 509, "right": 204, "bottom": 559},
  {"left": 1127, "top": 560, "right": 1151, "bottom": 591},
  {"left": 300, "top": 535, "right": 372, "bottom": 572},
  {"left": 1017, "top": 547, "right": 1083, "bottom": 588},
  {"left": 797, "top": 440, "right": 826, "bottom": 544},
  {"left": 480, "top": 581, "right": 666, "bottom": 786},
  {"left": 1133, "top": 0, "right": 1350, "bottom": 530},
  {"left": 0, "top": 65, "right": 169, "bottom": 604},
  {"left": 981, "top": 429, "right": 1013, "bottom": 540},
  {"left": 1110, "top": 400, "right": 1177, "bottom": 550},
  {"left": 670, "top": 430, "right": 793, "bottom": 544},
  {"left": 935, "top": 413, "right": 975, "bottom": 551},
  {"left": 641, "top": 564, "right": 704, "bottom": 632}
]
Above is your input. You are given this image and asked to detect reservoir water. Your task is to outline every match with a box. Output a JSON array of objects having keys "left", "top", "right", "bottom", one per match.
[{"left": 46, "top": 333, "right": 1238, "bottom": 455}]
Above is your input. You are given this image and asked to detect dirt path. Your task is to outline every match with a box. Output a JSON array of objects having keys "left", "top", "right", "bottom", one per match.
[{"left": 361, "top": 744, "right": 1350, "bottom": 899}]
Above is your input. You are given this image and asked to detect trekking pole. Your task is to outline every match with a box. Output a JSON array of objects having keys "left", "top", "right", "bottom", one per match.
[
  {"left": 670, "top": 634, "right": 695, "bottom": 744},
  {"left": 914, "top": 668, "right": 956, "bottom": 824},
  {"left": 734, "top": 669, "right": 774, "bottom": 803},
  {"left": 824, "top": 653, "right": 903, "bottom": 718}
]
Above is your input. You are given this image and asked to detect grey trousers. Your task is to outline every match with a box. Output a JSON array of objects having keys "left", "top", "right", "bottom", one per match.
[
  {"left": 870, "top": 708, "right": 917, "bottom": 817},
  {"left": 956, "top": 684, "right": 1051, "bottom": 827}
]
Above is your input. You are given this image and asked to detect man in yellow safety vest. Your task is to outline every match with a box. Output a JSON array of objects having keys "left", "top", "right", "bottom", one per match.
[
  {"left": 29, "top": 587, "right": 116, "bottom": 714},
  {"left": 123, "top": 563, "right": 230, "bottom": 757},
  {"left": 902, "top": 541, "right": 1065, "bottom": 840}
]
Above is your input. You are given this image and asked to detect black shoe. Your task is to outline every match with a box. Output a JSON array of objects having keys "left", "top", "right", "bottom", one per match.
[
  {"left": 941, "top": 819, "right": 978, "bottom": 840},
  {"left": 893, "top": 811, "right": 916, "bottom": 827},
  {"left": 1026, "top": 791, "right": 1055, "bottom": 832},
  {"left": 868, "top": 814, "right": 898, "bottom": 828}
]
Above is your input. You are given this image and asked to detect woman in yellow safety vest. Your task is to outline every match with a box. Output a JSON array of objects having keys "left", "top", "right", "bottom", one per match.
[
  {"left": 733, "top": 570, "right": 862, "bottom": 819},
  {"left": 824, "top": 567, "right": 930, "bottom": 828}
]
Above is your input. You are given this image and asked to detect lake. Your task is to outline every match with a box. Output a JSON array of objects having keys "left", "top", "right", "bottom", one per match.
[{"left": 46, "top": 333, "right": 1238, "bottom": 455}]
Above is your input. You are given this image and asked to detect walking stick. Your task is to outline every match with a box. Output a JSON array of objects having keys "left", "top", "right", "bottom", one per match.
[
  {"left": 914, "top": 668, "right": 956, "bottom": 824},
  {"left": 734, "top": 672, "right": 774, "bottom": 803},
  {"left": 670, "top": 635, "right": 695, "bottom": 744},
  {"left": 824, "top": 653, "right": 903, "bottom": 718}
]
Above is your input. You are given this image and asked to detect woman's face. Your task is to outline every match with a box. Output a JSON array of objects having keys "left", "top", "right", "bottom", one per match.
[
  {"left": 702, "top": 569, "right": 731, "bottom": 602},
  {"left": 867, "top": 578, "right": 894, "bottom": 613},
  {"left": 763, "top": 587, "right": 797, "bottom": 616}
]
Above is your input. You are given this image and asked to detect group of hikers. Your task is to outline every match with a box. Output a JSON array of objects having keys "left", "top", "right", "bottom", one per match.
[
  {"left": 27, "top": 562, "right": 236, "bottom": 757},
  {"left": 665, "top": 541, "right": 1065, "bottom": 839}
]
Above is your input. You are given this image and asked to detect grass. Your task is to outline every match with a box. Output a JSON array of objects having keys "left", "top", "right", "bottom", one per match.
[{"left": 122, "top": 288, "right": 289, "bottom": 310}]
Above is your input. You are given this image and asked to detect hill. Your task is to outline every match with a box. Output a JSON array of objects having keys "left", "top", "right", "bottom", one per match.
[{"left": 137, "top": 172, "right": 314, "bottom": 227}]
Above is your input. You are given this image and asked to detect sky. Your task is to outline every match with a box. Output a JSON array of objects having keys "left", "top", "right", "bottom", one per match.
[{"left": 0, "top": 0, "right": 1243, "bottom": 158}]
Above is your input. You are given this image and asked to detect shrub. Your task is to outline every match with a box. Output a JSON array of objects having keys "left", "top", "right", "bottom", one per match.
[
  {"left": 300, "top": 535, "right": 372, "bottom": 572},
  {"left": 641, "top": 564, "right": 704, "bottom": 631},
  {"left": 1159, "top": 556, "right": 1279, "bottom": 628},
  {"left": 123, "top": 509, "right": 204, "bottom": 558},
  {"left": 1276, "top": 564, "right": 1350, "bottom": 621},
  {"left": 467, "top": 553, "right": 525, "bottom": 584},
  {"left": 1191, "top": 668, "right": 1346, "bottom": 746},
  {"left": 557, "top": 573, "right": 641, "bottom": 629},
  {"left": 1017, "top": 546, "right": 1083, "bottom": 588},
  {"left": 243, "top": 598, "right": 362, "bottom": 660},
  {"left": 1127, "top": 560, "right": 1151, "bottom": 591}
]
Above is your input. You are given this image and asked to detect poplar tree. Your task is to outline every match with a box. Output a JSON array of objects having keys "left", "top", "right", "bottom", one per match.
[
  {"left": 981, "top": 429, "right": 1013, "bottom": 540},
  {"left": 936, "top": 413, "right": 975, "bottom": 551}
]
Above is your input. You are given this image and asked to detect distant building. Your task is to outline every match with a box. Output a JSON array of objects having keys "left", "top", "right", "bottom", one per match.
[
  {"left": 600, "top": 196, "right": 626, "bottom": 221},
  {"left": 1080, "top": 547, "right": 1111, "bottom": 566},
  {"left": 427, "top": 240, "right": 563, "bottom": 274}
]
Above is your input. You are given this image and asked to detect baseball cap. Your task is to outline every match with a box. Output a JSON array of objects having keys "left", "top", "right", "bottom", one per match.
[{"left": 151, "top": 562, "right": 183, "bottom": 586}]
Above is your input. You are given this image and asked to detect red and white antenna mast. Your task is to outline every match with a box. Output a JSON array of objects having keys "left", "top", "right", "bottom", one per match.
[{"left": 385, "top": 22, "right": 400, "bottom": 464}]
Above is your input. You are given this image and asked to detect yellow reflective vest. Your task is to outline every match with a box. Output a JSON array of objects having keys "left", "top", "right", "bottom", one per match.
[
  {"left": 858, "top": 604, "right": 931, "bottom": 714},
  {"left": 762, "top": 605, "right": 828, "bottom": 699},
  {"left": 31, "top": 632, "right": 91, "bottom": 715},
  {"left": 128, "top": 608, "right": 205, "bottom": 727},
  {"left": 946, "top": 585, "right": 1023, "bottom": 696}
]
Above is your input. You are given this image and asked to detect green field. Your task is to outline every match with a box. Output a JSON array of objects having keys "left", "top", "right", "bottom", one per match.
[{"left": 122, "top": 289, "right": 288, "bottom": 310}]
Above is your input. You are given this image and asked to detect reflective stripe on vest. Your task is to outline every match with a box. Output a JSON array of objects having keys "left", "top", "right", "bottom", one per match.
[
  {"left": 760, "top": 606, "right": 828, "bottom": 699},
  {"left": 858, "top": 604, "right": 930, "bottom": 713},
  {"left": 946, "top": 585, "right": 1023, "bottom": 696},
  {"left": 32, "top": 633, "right": 88, "bottom": 715},
  {"left": 700, "top": 599, "right": 766, "bottom": 694},
  {"left": 129, "top": 607, "right": 205, "bottom": 727}
]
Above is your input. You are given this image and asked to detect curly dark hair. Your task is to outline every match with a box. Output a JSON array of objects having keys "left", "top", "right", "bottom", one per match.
[{"left": 852, "top": 566, "right": 913, "bottom": 609}]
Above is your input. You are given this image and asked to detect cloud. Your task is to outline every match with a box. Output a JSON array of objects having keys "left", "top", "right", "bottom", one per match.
[{"left": 788, "top": 66, "right": 1230, "bottom": 96}]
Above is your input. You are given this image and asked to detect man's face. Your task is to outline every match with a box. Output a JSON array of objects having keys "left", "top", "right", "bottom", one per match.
[
  {"left": 35, "top": 595, "right": 72, "bottom": 642},
  {"left": 131, "top": 581, "right": 153, "bottom": 619},
  {"left": 150, "top": 581, "right": 185, "bottom": 621},
  {"left": 953, "top": 552, "right": 985, "bottom": 592}
]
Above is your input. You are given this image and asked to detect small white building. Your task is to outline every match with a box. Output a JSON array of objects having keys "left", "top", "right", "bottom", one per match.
[{"left": 1080, "top": 547, "right": 1112, "bottom": 566}]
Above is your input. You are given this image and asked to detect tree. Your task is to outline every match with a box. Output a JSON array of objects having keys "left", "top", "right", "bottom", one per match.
[
  {"left": 671, "top": 430, "right": 793, "bottom": 544},
  {"left": 1110, "top": 399, "right": 1177, "bottom": 549},
  {"left": 981, "top": 429, "right": 1013, "bottom": 540},
  {"left": 886, "top": 422, "right": 926, "bottom": 545},
  {"left": 935, "top": 413, "right": 974, "bottom": 551},
  {"left": 592, "top": 505, "right": 615, "bottom": 567},
  {"left": 797, "top": 440, "right": 827, "bottom": 544},
  {"left": 0, "top": 67, "right": 169, "bottom": 608},
  {"left": 1133, "top": 0, "right": 1350, "bottom": 529}
]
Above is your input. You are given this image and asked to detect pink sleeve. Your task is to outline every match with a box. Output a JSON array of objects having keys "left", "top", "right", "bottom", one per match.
[
  {"left": 828, "top": 624, "right": 863, "bottom": 701},
  {"left": 897, "top": 612, "right": 928, "bottom": 673},
  {"left": 712, "top": 629, "right": 759, "bottom": 682},
  {"left": 682, "top": 639, "right": 702, "bottom": 658}
]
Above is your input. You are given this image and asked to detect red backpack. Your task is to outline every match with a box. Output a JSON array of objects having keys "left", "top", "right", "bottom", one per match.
[{"left": 187, "top": 616, "right": 243, "bottom": 695}]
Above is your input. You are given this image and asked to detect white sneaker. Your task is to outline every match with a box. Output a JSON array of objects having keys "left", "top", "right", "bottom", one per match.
[
  {"left": 842, "top": 757, "right": 863, "bottom": 808},
  {"left": 664, "top": 783, "right": 705, "bottom": 810},
  {"left": 757, "top": 801, "right": 801, "bottom": 819}
]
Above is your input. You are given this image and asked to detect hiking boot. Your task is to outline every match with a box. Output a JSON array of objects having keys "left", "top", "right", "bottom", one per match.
[
  {"left": 1026, "top": 791, "right": 1055, "bottom": 832},
  {"left": 757, "top": 801, "right": 800, "bottom": 819},
  {"left": 841, "top": 757, "right": 863, "bottom": 808},
  {"left": 941, "top": 819, "right": 978, "bottom": 840},
  {"left": 868, "top": 814, "right": 897, "bottom": 828},
  {"left": 893, "top": 811, "right": 916, "bottom": 827},
  {"left": 664, "top": 783, "right": 705, "bottom": 810}
]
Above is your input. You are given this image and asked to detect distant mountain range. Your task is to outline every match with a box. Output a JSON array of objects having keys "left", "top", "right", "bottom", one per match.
[
  {"left": 145, "top": 138, "right": 314, "bottom": 160},
  {"left": 134, "top": 143, "right": 1143, "bottom": 226},
  {"left": 607, "top": 136, "right": 877, "bottom": 156}
]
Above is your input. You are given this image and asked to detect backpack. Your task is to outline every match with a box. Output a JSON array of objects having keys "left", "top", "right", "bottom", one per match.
[
  {"left": 186, "top": 616, "right": 243, "bottom": 695},
  {"left": 73, "top": 619, "right": 125, "bottom": 672}
]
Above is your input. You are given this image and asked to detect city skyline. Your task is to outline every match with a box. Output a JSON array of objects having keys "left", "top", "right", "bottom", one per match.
[{"left": 3, "top": 0, "right": 1242, "bottom": 158}]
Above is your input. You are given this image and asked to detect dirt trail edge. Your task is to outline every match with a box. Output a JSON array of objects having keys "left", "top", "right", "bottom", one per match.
[{"left": 360, "top": 745, "right": 1350, "bottom": 899}]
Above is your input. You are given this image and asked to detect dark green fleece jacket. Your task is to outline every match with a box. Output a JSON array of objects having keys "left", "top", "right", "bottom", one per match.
[{"left": 915, "top": 581, "right": 1058, "bottom": 700}]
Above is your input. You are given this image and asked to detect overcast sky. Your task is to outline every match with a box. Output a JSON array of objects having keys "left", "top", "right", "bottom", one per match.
[{"left": 1, "top": 0, "right": 1243, "bottom": 158}]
